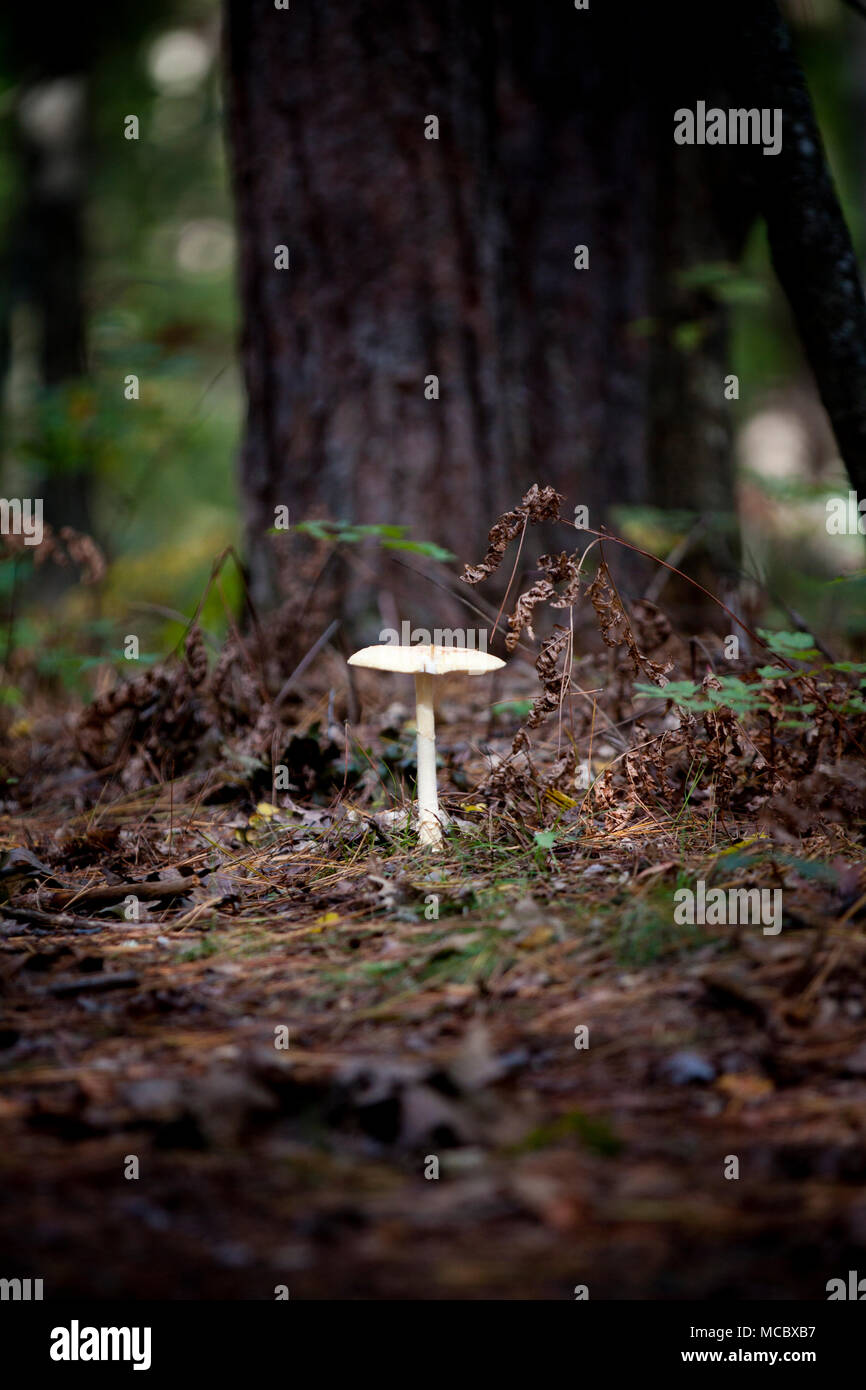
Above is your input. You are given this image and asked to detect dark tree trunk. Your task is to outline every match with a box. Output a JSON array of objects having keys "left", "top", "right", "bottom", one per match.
[
  {"left": 223, "top": 2, "right": 761, "bottom": 633},
  {"left": 731, "top": 1, "right": 866, "bottom": 498},
  {"left": 2, "top": 5, "right": 98, "bottom": 591},
  {"left": 15, "top": 76, "right": 91, "bottom": 546},
  {"left": 0, "top": 2, "right": 180, "bottom": 604}
]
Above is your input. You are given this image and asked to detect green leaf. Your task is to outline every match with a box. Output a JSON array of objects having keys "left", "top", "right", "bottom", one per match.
[
  {"left": 676, "top": 262, "right": 768, "bottom": 305},
  {"left": 292, "top": 520, "right": 332, "bottom": 541},
  {"left": 533, "top": 830, "right": 557, "bottom": 851},
  {"left": 708, "top": 677, "right": 770, "bottom": 713},
  {"left": 491, "top": 699, "right": 533, "bottom": 717},
  {"left": 636, "top": 679, "right": 698, "bottom": 702},
  {"left": 757, "top": 629, "right": 820, "bottom": 660},
  {"left": 288, "top": 520, "right": 453, "bottom": 562},
  {"left": 756, "top": 665, "right": 791, "bottom": 680},
  {"left": 382, "top": 539, "right": 455, "bottom": 561}
]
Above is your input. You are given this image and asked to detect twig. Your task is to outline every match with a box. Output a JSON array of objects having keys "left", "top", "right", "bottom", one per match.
[
  {"left": 44, "top": 877, "right": 197, "bottom": 908},
  {"left": 43, "top": 971, "right": 140, "bottom": 997},
  {"left": 274, "top": 618, "right": 340, "bottom": 707},
  {"left": 3, "top": 906, "right": 120, "bottom": 931},
  {"left": 643, "top": 519, "right": 706, "bottom": 605}
]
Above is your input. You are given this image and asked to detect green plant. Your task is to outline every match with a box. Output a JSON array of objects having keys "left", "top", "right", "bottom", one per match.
[
  {"left": 635, "top": 630, "right": 866, "bottom": 727},
  {"left": 289, "top": 520, "right": 454, "bottom": 563}
]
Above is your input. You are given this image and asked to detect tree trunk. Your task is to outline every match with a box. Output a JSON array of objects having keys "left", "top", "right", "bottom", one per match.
[
  {"left": 2, "top": 5, "right": 97, "bottom": 595},
  {"left": 15, "top": 75, "right": 91, "bottom": 550},
  {"left": 731, "top": 1, "right": 866, "bottom": 498},
  {"left": 224, "top": 2, "right": 750, "bottom": 634}
]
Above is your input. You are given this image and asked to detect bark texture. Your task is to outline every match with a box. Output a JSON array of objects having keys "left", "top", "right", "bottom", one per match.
[
  {"left": 226, "top": 3, "right": 834, "bottom": 629},
  {"left": 730, "top": 1, "right": 866, "bottom": 498}
]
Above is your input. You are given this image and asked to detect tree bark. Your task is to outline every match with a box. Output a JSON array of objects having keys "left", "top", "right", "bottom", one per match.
[
  {"left": 223, "top": 2, "right": 755, "bottom": 631},
  {"left": 729, "top": 1, "right": 866, "bottom": 499},
  {"left": 15, "top": 76, "right": 91, "bottom": 548}
]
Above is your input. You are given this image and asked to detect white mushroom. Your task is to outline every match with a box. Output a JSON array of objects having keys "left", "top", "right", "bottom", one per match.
[{"left": 347, "top": 643, "right": 504, "bottom": 849}]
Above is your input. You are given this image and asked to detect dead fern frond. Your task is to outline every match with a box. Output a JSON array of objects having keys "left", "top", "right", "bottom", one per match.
[
  {"left": 588, "top": 558, "right": 671, "bottom": 686},
  {"left": 461, "top": 484, "right": 563, "bottom": 586}
]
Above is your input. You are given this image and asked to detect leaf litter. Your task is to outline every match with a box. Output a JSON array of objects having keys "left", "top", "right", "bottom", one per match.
[{"left": 1, "top": 490, "right": 866, "bottom": 1297}]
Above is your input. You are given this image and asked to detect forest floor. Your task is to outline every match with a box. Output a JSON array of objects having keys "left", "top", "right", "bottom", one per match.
[
  {"left": 2, "top": 504, "right": 866, "bottom": 1299},
  {"left": 2, "top": 672, "right": 866, "bottom": 1300}
]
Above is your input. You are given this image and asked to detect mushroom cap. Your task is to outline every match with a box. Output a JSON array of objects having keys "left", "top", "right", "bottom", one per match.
[{"left": 348, "top": 643, "right": 504, "bottom": 676}]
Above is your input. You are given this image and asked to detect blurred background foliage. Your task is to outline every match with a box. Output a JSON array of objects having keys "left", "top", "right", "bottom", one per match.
[
  {"left": 0, "top": 0, "right": 240, "bottom": 697},
  {"left": 0, "top": 0, "right": 864, "bottom": 708}
]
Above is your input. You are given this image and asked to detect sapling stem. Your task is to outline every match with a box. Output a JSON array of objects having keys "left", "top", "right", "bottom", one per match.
[{"left": 414, "top": 672, "right": 442, "bottom": 849}]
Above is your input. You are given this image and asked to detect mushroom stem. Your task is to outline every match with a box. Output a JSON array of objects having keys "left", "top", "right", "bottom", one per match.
[{"left": 414, "top": 672, "right": 442, "bottom": 850}]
